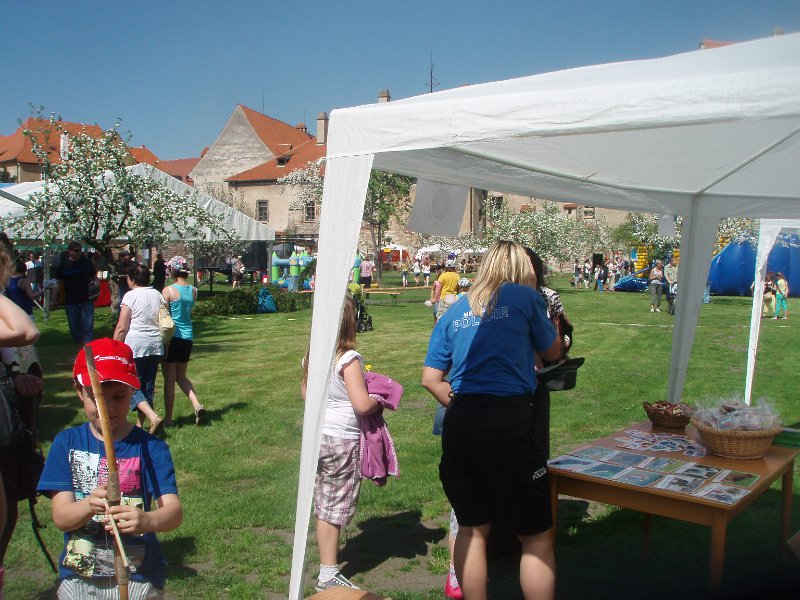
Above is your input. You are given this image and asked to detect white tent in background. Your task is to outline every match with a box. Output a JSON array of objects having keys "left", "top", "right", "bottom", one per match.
[
  {"left": 290, "top": 33, "right": 800, "bottom": 597},
  {"left": 0, "top": 163, "right": 275, "bottom": 242},
  {"left": 745, "top": 219, "right": 800, "bottom": 404}
]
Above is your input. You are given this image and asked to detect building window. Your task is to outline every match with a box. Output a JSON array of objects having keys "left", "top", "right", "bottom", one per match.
[
  {"left": 304, "top": 199, "right": 317, "bottom": 222},
  {"left": 583, "top": 206, "right": 595, "bottom": 220},
  {"left": 257, "top": 200, "right": 269, "bottom": 222}
]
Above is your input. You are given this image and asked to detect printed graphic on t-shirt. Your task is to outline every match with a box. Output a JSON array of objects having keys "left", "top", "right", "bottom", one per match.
[
  {"left": 64, "top": 450, "right": 146, "bottom": 577},
  {"left": 450, "top": 306, "right": 509, "bottom": 331}
]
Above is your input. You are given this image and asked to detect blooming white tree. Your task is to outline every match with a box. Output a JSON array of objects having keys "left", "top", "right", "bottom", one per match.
[
  {"left": 482, "top": 200, "right": 603, "bottom": 263},
  {"left": 1, "top": 115, "right": 235, "bottom": 265}
]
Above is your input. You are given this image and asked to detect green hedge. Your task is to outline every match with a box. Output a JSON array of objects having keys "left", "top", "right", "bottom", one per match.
[{"left": 193, "top": 285, "right": 312, "bottom": 316}]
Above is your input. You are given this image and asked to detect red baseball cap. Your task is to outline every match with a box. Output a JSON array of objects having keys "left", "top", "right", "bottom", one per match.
[{"left": 73, "top": 338, "right": 141, "bottom": 390}]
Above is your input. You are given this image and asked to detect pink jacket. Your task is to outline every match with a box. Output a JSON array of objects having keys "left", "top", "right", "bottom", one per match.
[{"left": 360, "top": 372, "right": 402, "bottom": 486}]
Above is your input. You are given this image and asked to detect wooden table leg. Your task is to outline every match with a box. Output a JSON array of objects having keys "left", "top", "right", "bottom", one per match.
[
  {"left": 643, "top": 513, "right": 652, "bottom": 560},
  {"left": 709, "top": 510, "right": 727, "bottom": 595},
  {"left": 780, "top": 462, "right": 794, "bottom": 560}
]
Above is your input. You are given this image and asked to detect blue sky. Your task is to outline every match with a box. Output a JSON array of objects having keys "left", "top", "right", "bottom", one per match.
[{"left": 3, "top": 1, "right": 799, "bottom": 160}]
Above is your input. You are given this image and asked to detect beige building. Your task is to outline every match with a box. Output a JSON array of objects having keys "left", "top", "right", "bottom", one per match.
[{"left": 188, "top": 105, "right": 325, "bottom": 244}]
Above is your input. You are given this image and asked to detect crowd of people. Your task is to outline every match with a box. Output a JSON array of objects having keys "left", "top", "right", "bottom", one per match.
[
  {"left": 0, "top": 234, "right": 791, "bottom": 599},
  {"left": 0, "top": 240, "right": 205, "bottom": 599}
]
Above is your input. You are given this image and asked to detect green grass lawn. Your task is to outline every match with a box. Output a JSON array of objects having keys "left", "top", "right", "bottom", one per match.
[{"left": 5, "top": 273, "right": 799, "bottom": 599}]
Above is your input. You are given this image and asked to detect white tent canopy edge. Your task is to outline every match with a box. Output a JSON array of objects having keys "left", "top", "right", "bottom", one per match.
[
  {"left": 745, "top": 219, "right": 800, "bottom": 404},
  {"left": 291, "top": 33, "right": 800, "bottom": 598}
]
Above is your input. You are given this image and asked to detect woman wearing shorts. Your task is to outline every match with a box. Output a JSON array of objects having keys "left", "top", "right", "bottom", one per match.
[
  {"left": 423, "top": 240, "right": 560, "bottom": 600},
  {"left": 161, "top": 256, "right": 205, "bottom": 426}
]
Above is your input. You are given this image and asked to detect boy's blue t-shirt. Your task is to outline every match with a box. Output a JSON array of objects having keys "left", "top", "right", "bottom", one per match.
[
  {"left": 425, "top": 283, "right": 556, "bottom": 396},
  {"left": 37, "top": 423, "right": 178, "bottom": 588}
]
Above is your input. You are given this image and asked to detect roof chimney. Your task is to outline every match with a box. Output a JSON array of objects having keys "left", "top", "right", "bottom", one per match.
[
  {"left": 316, "top": 112, "right": 329, "bottom": 145},
  {"left": 295, "top": 122, "right": 307, "bottom": 133},
  {"left": 773, "top": 26, "right": 784, "bottom": 36},
  {"left": 378, "top": 89, "right": 391, "bottom": 103}
]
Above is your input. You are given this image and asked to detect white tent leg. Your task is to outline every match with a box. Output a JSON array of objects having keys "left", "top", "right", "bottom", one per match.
[
  {"left": 666, "top": 208, "right": 720, "bottom": 405},
  {"left": 744, "top": 223, "right": 782, "bottom": 404},
  {"left": 289, "top": 154, "right": 374, "bottom": 600}
]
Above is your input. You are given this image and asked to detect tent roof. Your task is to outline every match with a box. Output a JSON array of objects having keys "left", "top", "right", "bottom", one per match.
[
  {"left": 0, "top": 163, "right": 275, "bottom": 242},
  {"left": 291, "top": 33, "right": 800, "bottom": 598},
  {"left": 328, "top": 33, "right": 800, "bottom": 219}
]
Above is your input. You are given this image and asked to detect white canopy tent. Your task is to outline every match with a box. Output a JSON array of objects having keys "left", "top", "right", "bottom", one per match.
[
  {"left": 745, "top": 219, "right": 800, "bottom": 404},
  {"left": 0, "top": 163, "right": 275, "bottom": 243},
  {"left": 291, "top": 34, "right": 800, "bottom": 597}
]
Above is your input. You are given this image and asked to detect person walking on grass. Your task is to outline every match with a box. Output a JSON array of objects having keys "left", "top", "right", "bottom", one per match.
[
  {"left": 113, "top": 263, "right": 165, "bottom": 434},
  {"left": 161, "top": 256, "right": 206, "bottom": 426},
  {"left": 774, "top": 272, "right": 789, "bottom": 319},
  {"left": 301, "top": 298, "right": 378, "bottom": 592},
  {"left": 423, "top": 240, "right": 560, "bottom": 600},
  {"left": 55, "top": 241, "right": 98, "bottom": 345},
  {"left": 648, "top": 259, "right": 665, "bottom": 312}
]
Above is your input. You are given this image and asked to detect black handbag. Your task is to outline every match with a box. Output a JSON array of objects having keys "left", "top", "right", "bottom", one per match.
[
  {"left": 538, "top": 357, "right": 585, "bottom": 392},
  {"left": 0, "top": 384, "right": 24, "bottom": 449}
]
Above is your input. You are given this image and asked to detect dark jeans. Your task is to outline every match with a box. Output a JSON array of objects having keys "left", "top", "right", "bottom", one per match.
[
  {"left": 134, "top": 354, "right": 162, "bottom": 406},
  {"left": 65, "top": 302, "right": 94, "bottom": 344}
]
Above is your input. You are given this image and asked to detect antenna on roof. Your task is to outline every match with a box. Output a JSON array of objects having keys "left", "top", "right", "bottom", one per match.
[
  {"left": 262, "top": 91, "right": 265, "bottom": 114},
  {"left": 426, "top": 53, "right": 439, "bottom": 94}
]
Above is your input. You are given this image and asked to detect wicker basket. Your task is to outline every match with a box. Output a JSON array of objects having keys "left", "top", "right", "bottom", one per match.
[
  {"left": 691, "top": 418, "right": 783, "bottom": 459},
  {"left": 643, "top": 402, "right": 692, "bottom": 429}
]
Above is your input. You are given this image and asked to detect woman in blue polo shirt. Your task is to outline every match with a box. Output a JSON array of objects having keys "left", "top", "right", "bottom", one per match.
[{"left": 422, "top": 240, "right": 560, "bottom": 600}]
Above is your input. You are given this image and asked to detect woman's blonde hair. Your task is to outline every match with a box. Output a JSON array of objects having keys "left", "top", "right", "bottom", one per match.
[
  {"left": 467, "top": 240, "right": 535, "bottom": 315},
  {"left": 302, "top": 298, "right": 358, "bottom": 386}
]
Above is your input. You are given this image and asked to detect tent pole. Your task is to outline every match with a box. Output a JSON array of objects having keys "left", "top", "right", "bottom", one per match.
[{"left": 666, "top": 204, "right": 719, "bottom": 404}]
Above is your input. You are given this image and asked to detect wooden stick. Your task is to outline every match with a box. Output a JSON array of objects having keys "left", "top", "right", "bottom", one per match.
[
  {"left": 84, "top": 346, "right": 129, "bottom": 600},
  {"left": 102, "top": 499, "right": 131, "bottom": 568}
]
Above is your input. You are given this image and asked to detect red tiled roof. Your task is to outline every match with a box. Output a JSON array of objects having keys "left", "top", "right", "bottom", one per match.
[
  {"left": 700, "top": 38, "right": 735, "bottom": 49},
  {"left": 0, "top": 118, "right": 105, "bottom": 166},
  {"left": 238, "top": 105, "right": 314, "bottom": 156},
  {"left": 226, "top": 139, "right": 326, "bottom": 182},
  {"left": 129, "top": 145, "right": 159, "bottom": 166},
  {"left": 159, "top": 157, "right": 201, "bottom": 184}
]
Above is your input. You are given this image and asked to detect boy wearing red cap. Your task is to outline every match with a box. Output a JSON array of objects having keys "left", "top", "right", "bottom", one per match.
[{"left": 37, "top": 338, "right": 183, "bottom": 598}]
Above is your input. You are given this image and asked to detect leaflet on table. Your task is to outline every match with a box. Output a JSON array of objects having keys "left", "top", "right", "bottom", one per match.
[
  {"left": 638, "top": 456, "right": 688, "bottom": 473},
  {"left": 692, "top": 483, "right": 751, "bottom": 505},
  {"left": 548, "top": 455, "right": 601, "bottom": 472},
  {"left": 711, "top": 469, "right": 759, "bottom": 488},
  {"left": 673, "top": 463, "right": 722, "bottom": 479},
  {"left": 654, "top": 474, "right": 706, "bottom": 494},
  {"left": 615, "top": 429, "right": 706, "bottom": 457}
]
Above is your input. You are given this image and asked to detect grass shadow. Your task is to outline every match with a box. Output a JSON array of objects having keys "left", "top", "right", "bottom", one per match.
[
  {"left": 340, "top": 510, "right": 445, "bottom": 577},
  {"left": 162, "top": 536, "right": 201, "bottom": 581}
]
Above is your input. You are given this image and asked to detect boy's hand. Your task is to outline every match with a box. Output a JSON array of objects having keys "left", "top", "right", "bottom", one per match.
[
  {"left": 106, "top": 504, "right": 151, "bottom": 535},
  {"left": 87, "top": 484, "right": 109, "bottom": 515}
]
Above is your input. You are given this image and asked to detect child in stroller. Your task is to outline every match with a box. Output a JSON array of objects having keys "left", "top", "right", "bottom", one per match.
[{"left": 347, "top": 283, "right": 373, "bottom": 332}]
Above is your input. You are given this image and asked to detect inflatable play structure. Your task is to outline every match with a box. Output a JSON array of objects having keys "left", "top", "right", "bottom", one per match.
[
  {"left": 707, "top": 234, "right": 799, "bottom": 297},
  {"left": 270, "top": 252, "right": 369, "bottom": 291},
  {"left": 270, "top": 250, "right": 315, "bottom": 291},
  {"left": 615, "top": 235, "right": 799, "bottom": 298}
]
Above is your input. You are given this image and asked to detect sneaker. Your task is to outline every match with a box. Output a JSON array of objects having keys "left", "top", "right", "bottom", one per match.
[
  {"left": 650, "top": 308, "right": 655, "bottom": 312},
  {"left": 655, "top": 308, "right": 661, "bottom": 312},
  {"left": 195, "top": 406, "right": 207, "bottom": 426},
  {"left": 445, "top": 571, "right": 464, "bottom": 599},
  {"left": 315, "top": 571, "right": 359, "bottom": 592}
]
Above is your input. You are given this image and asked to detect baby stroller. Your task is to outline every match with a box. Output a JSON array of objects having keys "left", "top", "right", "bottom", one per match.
[{"left": 347, "top": 283, "right": 374, "bottom": 333}]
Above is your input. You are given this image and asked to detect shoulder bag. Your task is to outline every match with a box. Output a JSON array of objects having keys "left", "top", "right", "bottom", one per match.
[{"left": 158, "top": 298, "right": 176, "bottom": 344}]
